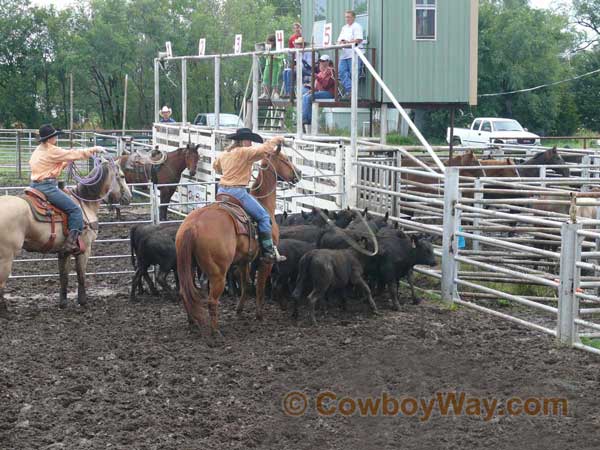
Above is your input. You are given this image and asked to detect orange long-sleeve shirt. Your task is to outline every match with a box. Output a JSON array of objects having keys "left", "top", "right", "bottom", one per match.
[
  {"left": 29, "top": 143, "right": 94, "bottom": 182},
  {"left": 213, "top": 139, "right": 278, "bottom": 186}
]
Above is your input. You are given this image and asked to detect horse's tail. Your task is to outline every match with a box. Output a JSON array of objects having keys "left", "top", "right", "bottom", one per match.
[
  {"left": 176, "top": 227, "right": 201, "bottom": 319},
  {"left": 292, "top": 251, "right": 313, "bottom": 300}
]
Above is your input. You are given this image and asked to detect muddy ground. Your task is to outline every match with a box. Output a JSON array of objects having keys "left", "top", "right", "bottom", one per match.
[{"left": 1, "top": 209, "right": 600, "bottom": 449}]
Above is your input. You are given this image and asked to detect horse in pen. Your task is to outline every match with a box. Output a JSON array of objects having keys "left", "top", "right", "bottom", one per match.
[{"left": 0, "top": 158, "right": 132, "bottom": 316}]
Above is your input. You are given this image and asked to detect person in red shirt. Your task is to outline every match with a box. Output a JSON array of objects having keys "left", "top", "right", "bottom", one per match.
[
  {"left": 288, "top": 23, "right": 302, "bottom": 48},
  {"left": 302, "top": 55, "right": 335, "bottom": 125}
]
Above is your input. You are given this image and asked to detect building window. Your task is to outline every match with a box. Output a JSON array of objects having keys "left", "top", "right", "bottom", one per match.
[
  {"left": 353, "top": 0, "right": 369, "bottom": 41},
  {"left": 415, "top": 0, "right": 436, "bottom": 41},
  {"left": 315, "top": 0, "right": 326, "bottom": 22}
]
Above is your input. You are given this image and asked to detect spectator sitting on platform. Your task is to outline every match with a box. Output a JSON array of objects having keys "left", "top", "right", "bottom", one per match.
[
  {"left": 159, "top": 106, "right": 175, "bottom": 123},
  {"left": 302, "top": 55, "right": 335, "bottom": 126},
  {"left": 261, "top": 34, "right": 285, "bottom": 100},
  {"left": 288, "top": 23, "right": 302, "bottom": 49},
  {"left": 337, "top": 10, "right": 364, "bottom": 99},
  {"left": 283, "top": 37, "right": 316, "bottom": 97}
]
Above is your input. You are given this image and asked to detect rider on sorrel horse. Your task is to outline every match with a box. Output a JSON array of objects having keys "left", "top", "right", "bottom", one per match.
[
  {"left": 176, "top": 128, "right": 301, "bottom": 339},
  {"left": 29, "top": 124, "right": 104, "bottom": 254},
  {"left": 213, "top": 128, "right": 288, "bottom": 262}
]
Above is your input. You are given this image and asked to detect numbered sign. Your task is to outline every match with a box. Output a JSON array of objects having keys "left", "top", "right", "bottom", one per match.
[
  {"left": 165, "top": 41, "right": 173, "bottom": 57},
  {"left": 234, "top": 34, "right": 243, "bottom": 54},
  {"left": 323, "top": 23, "right": 333, "bottom": 47},
  {"left": 275, "top": 30, "right": 285, "bottom": 51},
  {"left": 198, "top": 38, "right": 206, "bottom": 56}
]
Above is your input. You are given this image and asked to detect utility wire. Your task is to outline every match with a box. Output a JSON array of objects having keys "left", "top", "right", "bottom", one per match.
[{"left": 478, "top": 67, "right": 600, "bottom": 97}]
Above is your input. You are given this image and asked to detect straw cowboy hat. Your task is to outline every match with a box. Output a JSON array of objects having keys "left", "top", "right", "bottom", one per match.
[
  {"left": 160, "top": 106, "right": 172, "bottom": 114},
  {"left": 226, "top": 128, "right": 264, "bottom": 144},
  {"left": 38, "top": 124, "right": 62, "bottom": 142}
]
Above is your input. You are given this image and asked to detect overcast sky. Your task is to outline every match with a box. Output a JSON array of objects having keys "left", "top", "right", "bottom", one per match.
[{"left": 32, "top": 0, "right": 570, "bottom": 11}]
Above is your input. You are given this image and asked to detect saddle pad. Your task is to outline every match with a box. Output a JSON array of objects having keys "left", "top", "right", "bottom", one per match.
[
  {"left": 22, "top": 189, "right": 69, "bottom": 231},
  {"left": 209, "top": 200, "right": 255, "bottom": 237}
]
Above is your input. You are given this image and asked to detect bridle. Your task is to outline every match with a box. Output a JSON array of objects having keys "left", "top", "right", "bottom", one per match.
[{"left": 250, "top": 147, "right": 301, "bottom": 199}]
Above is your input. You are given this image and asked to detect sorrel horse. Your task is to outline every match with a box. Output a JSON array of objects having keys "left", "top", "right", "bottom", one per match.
[
  {"left": 479, "top": 147, "right": 569, "bottom": 178},
  {"left": 175, "top": 147, "right": 301, "bottom": 341},
  {"left": 0, "top": 160, "right": 132, "bottom": 317},
  {"left": 401, "top": 150, "right": 484, "bottom": 195},
  {"left": 117, "top": 143, "right": 200, "bottom": 220}
]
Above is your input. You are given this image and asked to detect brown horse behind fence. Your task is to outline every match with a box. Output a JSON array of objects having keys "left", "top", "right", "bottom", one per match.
[
  {"left": 401, "top": 150, "right": 484, "bottom": 195},
  {"left": 117, "top": 143, "right": 200, "bottom": 220},
  {"left": 175, "top": 147, "right": 301, "bottom": 342}
]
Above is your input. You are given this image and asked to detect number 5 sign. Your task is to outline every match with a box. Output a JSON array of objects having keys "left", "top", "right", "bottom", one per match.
[
  {"left": 198, "top": 38, "right": 206, "bottom": 56},
  {"left": 275, "top": 30, "right": 285, "bottom": 51},
  {"left": 234, "top": 34, "right": 243, "bottom": 54},
  {"left": 323, "top": 23, "right": 333, "bottom": 47}
]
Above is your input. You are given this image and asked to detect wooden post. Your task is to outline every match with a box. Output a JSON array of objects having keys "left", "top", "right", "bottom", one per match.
[
  {"left": 449, "top": 107, "right": 456, "bottom": 162},
  {"left": 16, "top": 131, "right": 22, "bottom": 179},
  {"left": 122, "top": 74, "right": 128, "bottom": 134},
  {"left": 69, "top": 72, "right": 73, "bottom": 147}
]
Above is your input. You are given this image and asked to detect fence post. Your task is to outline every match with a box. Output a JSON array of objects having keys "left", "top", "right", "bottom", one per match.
[
  {"left": 380, "top": 104, "right": 388, "bottom": 145},
  {"left": 441, "top": 167, "right": 460, "bottom": 303},
  {"left": 539, "top": 166, "right": 547, "bottom": 189},
  {"left": 311, "top": 103, "right": 319, "bottom": 136},
  {"left": 252, "top": 54, "right": 259, "bottom": 133},
  {"left": 152, "top": 184, "right": 161, "bottom": 225},
  {"left": 473, "top": 178, "right": 482, "bottom": 252},
  {"left": 336, "top": 143, "right": 345, "bottom": 209},
  {"left": 16, "top": 131, "right": 22, "bottom": 179},
  {"left": 557, "top": 222, "right": 582, "bottom": 346},
  {"left": 581, "top": 155, "right": 591, "bottom": 192}
]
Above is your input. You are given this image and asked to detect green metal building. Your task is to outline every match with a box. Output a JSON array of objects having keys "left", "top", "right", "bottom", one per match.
[{"left": 301, "top": 0, "right": 479, "bottom": 107}]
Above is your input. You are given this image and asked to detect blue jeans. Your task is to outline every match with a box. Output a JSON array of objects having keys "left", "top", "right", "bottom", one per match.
[
  {"left": 338, "top": 58, "right": 363, "bottom": 94},
  {"left": 30, "top": 179, "right": 84, "bottom": 231},
  {"left": 218, "top": 186, "right": 271, "bottom": 235},
  {"left": 283, "top": 69, "right": 292, "bottom": 96},
  {"left": 302, "top": 90, "right": 334, "bottom": 125}
]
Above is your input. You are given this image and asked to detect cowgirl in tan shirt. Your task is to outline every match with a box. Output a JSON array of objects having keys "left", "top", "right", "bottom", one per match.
[
  {"left": 213, "top": 128, "right": 285, "bottom": 262},
  {"left": 29, "top": 124, "right": 101, "bottom": 254}
]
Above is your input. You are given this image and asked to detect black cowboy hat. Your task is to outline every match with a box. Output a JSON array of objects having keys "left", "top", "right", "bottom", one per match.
[
  {"left": 226, "top": 128, "right": 263, "bottom": 144},
  {"left": 38, "top": 124, "right": 62, "bottom": 142}
]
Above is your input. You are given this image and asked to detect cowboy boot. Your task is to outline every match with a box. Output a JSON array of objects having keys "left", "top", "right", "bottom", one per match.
[
  {"left": 259, "top": 233, "right": 286, "bottom": 263},
  {"left": 61, "top": 230, "right": 84, "bottom": 255}
]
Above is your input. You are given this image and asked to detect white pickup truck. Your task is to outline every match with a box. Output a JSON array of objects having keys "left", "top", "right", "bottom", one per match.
[{"left": 447, "top": 118, "right": 541, "bottom": 147}]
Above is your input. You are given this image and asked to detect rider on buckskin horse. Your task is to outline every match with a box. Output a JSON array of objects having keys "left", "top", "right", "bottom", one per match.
[
  {"left": 29, "top": 124, "right": 102, "bottom": 254},
  {"left": 213, "top": 128, "right": 287, "bottom": 263}
]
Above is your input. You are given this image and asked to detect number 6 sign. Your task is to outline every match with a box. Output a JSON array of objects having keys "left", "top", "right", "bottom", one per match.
[
  {"left": 323, "top": 23, "right": 333, "bottom": 47},
  {"left": 234, "top": 34, "right": 243, "bottom": 54}
]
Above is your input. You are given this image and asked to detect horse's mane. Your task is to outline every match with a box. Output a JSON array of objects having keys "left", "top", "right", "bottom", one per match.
[{"left": 75, "top": 162, "right": 110, "bottom": 200}]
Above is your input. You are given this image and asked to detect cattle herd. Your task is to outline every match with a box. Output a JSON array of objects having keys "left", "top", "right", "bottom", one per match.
[{"left": 129, "top": 207, "right": 437, "bottom": 325}]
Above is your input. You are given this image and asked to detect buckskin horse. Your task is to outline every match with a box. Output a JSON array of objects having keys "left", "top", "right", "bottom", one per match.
[
  {"left": 175, "top": 146, "right": 301, "bottom": 341},
  {"left": 0, "top": 159, "right": 132, "bottom": 317},
  {"left": 117, "top": 143, "right": 200, "bottom": 220}
]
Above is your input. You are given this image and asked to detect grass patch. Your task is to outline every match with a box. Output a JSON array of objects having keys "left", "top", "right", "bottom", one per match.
[{"left": 581, "top": 336, "right": 600, "bottom": 350}]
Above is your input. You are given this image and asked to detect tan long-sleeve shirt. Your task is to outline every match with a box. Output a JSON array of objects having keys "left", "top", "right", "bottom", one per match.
[
  {"left": 213, "top": 139, "right": 278, "bottom": 186},
  {"left": 29, "top": 143, "right": 94, "bottom": 182}
]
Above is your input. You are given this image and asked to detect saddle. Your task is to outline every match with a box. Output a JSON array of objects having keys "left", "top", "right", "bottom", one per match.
[
  {"left": 214, "top": 193, "right": 257, "bottom": 238},
  {"left": 21, "top": 188, "right": 70, "bottom": 253}
]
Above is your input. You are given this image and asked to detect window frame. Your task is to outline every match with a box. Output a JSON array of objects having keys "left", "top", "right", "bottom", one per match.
[
  {"left": 353, "top": 0, "right": 369, "bottom": 43},
  {"left": 481, "top": 121, "right": 492, "bottom": 133},
  {"left": 413, "top": 0, "right": 437, "bottom": 42}
]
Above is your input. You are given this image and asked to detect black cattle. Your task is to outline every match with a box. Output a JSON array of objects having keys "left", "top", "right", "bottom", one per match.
[
  {"left": 130, "top": 223, "right": 179, "bottom": 301},
  {"left": 292, "top": 243, "right": 378, "bottom": 325},
  {"left": 271, "top": 239, "right": 316, "bottom": 308},
  {"left": 369, "top": 227, "right": 437, "bottom": 309},
  {"left": 279, "top": 215, "right": 329, "bottom": 242}
]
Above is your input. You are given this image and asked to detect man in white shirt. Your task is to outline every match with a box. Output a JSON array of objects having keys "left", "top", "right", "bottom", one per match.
[{"left": 337, "top": 10, "right": 364, "bottom": 99}]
